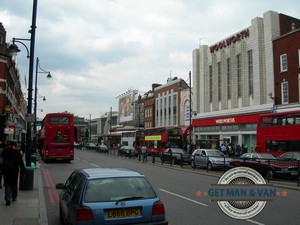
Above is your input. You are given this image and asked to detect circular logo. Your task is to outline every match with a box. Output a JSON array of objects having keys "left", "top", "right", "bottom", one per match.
[{"left": 217, "top": 167, "right": 267, "bottom": 220}]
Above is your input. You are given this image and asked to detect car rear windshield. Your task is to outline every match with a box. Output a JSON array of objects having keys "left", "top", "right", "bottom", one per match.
[{"left": 84, "top": 177, "right": 157, "bottom": 203}]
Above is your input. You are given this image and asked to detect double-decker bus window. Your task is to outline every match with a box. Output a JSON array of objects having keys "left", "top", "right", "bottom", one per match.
[
  {"left": 54, "top": 136, "right": 69, "bottom": 143},
  {"left": 50, "top": 116, "right": 70, "bottom": 125}
]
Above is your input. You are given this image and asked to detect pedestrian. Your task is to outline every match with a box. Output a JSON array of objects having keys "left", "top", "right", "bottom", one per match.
[
  {"left": 0, "top": 142, "right": 4, "bottom": 189},
  {"left": 141, "top": 144, "right": 147, "bottom": 162},
  {"left": 1, "top": 144, "right": 25, "bottom": 206}
]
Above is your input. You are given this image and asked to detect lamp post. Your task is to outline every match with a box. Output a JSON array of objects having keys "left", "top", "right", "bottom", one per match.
[
  {"left": 138, "top": 94, "right": 141, "bottom": 130},
  {"left": 33, "top": 57, "right": 51, "bottom": 138},
  {"left": 7, "top": 0, "right": 38, "bottom": 167},
  {"left": 188, "top": 71, "right": 192, "bottom": 155}
]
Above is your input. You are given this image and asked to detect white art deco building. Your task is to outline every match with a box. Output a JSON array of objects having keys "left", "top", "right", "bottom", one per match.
[{"left": 192, "top": 10, "right": 300, "bottom": 150}]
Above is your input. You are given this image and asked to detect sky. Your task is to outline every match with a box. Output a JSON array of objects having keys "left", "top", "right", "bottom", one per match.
[{"left": 1, "top": 0, "right": 300, "bottom": 120}]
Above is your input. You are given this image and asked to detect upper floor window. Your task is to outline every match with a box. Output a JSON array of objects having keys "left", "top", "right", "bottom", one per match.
[
  {"left": 298, "top": 49, "right": 300, "bottom": 67},
  {"left": 227, "top": 58, "right": 231, "bottom": 100},
  {"left": 237, "top": 54, "right": 242, "bottom": 97},
  {"left": 281, "top": 81, "right": 289, "bottom": 104},
  {"left": 218, "top": 62, "right": 221, "bottom": 101},
  {"left": 0, "top": 34, "right": 3, "bottom": 45},
  {"left": 248, "top": 50, "right": 253, "bottom": 96},
  {"left": 280, "top": 54, "right": 288, "bottom": 72}
]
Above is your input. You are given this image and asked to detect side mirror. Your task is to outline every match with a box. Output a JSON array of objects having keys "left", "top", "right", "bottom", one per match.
[{"left": 56, "top": 183, "right": 65, "bottom": 189}]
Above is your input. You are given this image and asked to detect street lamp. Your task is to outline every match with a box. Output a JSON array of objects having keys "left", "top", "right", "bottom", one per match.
[
  {"left": 188, "top": 71, "right": 192, "bottom": 155},
  {"left": 33, "top": 57, "right": 51, "bottom": 138},
  {"left": 7, "top": 0, "right": 38, "bottom": 167}
]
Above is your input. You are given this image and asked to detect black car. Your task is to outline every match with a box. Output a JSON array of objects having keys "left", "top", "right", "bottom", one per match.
[
  {"left": 118, "top": 146, "right": 138, "bottom": 157},
  {"left": 160, "top": 148, "right": 190, "bottom": 164}
]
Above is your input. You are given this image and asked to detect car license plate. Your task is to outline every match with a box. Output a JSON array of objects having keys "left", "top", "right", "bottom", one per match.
[{"left": 107, "top": 208, "right": 140, "bottom": 218}]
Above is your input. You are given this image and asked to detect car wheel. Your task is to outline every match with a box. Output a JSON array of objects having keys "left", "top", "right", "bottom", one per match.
[
  {"left": 59, "top": 205, "right": 65, "bottom": 225},
  {"left": 191, "top": 160, "right": 196, "bottom": 168},
  {"left": 267, "top": 169, "right": 275, "bottom": 179},
  {"left": 207, "top": 162, "right": 213, "bottom": 170}
]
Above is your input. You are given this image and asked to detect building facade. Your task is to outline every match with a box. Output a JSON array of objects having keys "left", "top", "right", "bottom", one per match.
[
  {"left": 192, "top": 11, "right": 300, "bottom": 151},
  {"left": 273, "top": 23, "right": 300, "bottom": 109},
  {"left": 154, "top": 77, "right": 190, "bottom": 127},
  {"left": 0, "top": 22, "right": 27, "bottom": 144}
]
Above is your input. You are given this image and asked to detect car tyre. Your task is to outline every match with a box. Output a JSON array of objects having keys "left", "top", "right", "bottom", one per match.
[
  {"left": 59, "top": 205, "right": 65, "bottom": 225},
  {"left": 191, "top": 160, "right": 196, "bottom": 168},
  {"left": 207, "top": 162, "right": 213, "bottom": 170}
]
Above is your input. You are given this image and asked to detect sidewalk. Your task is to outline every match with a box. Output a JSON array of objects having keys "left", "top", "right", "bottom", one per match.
[{"left": 0, "top": 162, "right": 47, "bottom": 225}]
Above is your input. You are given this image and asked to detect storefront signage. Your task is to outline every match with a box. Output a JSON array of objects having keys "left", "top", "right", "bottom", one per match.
[
  {"left": 193, "top": 113, "right": 262, "bottom": 127},
  {"left": 215, "top": 117, "right": 235, "bottom": 124},
  {"left": 210, "top": 29, "right": 250, "bottom": 53}
]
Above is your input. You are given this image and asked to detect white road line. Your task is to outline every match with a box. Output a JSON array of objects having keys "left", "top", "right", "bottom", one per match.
[
  {"left": 82, "top": 160, "right": 88, "bottom": 163},
  {"left": 90, "top": 163, "right": 99, "bottom": 167},
  {"left": 246, "top": 219, "right": 265, "bottom": 225},
  {"left": 160, "top": 189, "right": 265, "bottom": 225},
  {"left": 159, "top": 188, "right": 209, "bottom": 207}
]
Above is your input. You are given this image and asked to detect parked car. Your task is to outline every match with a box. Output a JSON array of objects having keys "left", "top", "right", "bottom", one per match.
[
  {"left": 229, "top": 152, "right": 299, "bottom": 178},
  {"left": 85, "top": 142, "right": 99, "bottom": 151},
  {"left": 278, "top": 152, "right": 300, "bottom": 161},
  {"left": 97, "top": 144, "right": 109, "bottom": 153},
  {"left": 56, "top": 168, "right": 168, "bottom": 225},
  {"left": 119, "top": 146, "right": 138, "bottom": 157},
  {"left": 160, "top": 148, "right": 190, "bottom": 165},
  {"left": 190, "top": 149, "right": 232, "bottom": 170}
]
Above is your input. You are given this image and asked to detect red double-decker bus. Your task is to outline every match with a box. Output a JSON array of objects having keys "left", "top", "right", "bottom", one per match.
[
  {"left": 144, "top": 126, "right": 183, "bottom": 154},
  {"left": 256, "top": 110, "right": 300, "bottom": 156},
  {"left": 38, "top": 113, "right": 74, "bottom": 162}
]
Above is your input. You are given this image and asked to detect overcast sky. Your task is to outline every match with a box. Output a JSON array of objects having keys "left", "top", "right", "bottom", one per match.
[{"left": 1, "top": 0, "right": 299, "bottom": 120}]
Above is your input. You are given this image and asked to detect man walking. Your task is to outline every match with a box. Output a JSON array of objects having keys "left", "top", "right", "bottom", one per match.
[{"left": 1, "top": 144, "right": 25, "bottom": 206}]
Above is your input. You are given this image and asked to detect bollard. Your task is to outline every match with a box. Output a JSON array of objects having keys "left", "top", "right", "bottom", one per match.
[{"left": 152, "top": 152, "right": 155, "bottom": 163}]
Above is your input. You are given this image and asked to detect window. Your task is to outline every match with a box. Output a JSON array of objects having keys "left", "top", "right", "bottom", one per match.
[
  {"left": 298, "top": 49, "right": 300, "bottom": 67},
  {"left": 227, "top": 58, "right": 231, "bottom": 99},
  {"left": 0, "top": 34, "right": 3, "bottom": 45},
  {"left": 280, "top": 54, "right": 288, "bottom": 72},
  {"left": 281, "top": 81, "right": 289, "bottom": 104},
  {"left": 218, "top": 62, "right": 221, "bottom": 101},
  {"left": 209, "top": 66, "right": 213, "bottom": 103},
  {"left": 237, "top": 54, "right": 242, "bottom": 97},
  {"left": 248, "top": 50, "right": 253, "bottom": 96}
]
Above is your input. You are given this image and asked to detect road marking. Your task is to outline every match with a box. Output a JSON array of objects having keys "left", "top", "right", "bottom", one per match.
[
  {"left": 90, "top": 163, "right": 99, "bottom": 167},
  {"left": 246, "top": 219, "right": 265, "bottom": 225},
  {"left": 159, "top": 188, "right": 208, "bottom": 207},
  {"left": 160, "top": 189, "right": 264, "bottom": 225}
]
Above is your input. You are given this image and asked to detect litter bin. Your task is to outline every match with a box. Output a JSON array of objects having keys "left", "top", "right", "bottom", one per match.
[
  {"left": 31, "top": 155, "right": 37, "bottom": 166},
  {"left": 19, "top": 166, "right": 35, "bottom": 190}
]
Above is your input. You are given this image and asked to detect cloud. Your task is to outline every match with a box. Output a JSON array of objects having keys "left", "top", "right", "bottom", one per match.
[{"left": 1, "top": 0, "right": 300, "bottom": 119}]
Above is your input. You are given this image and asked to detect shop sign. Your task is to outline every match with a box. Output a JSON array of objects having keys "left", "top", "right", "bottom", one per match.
[{"left": 4, "top": 127, "right": 14, "bottom": 134}]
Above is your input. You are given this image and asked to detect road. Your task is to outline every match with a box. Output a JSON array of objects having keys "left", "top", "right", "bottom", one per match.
[{"left": 39, "top": 149, "right": 300, "bottom": 225}]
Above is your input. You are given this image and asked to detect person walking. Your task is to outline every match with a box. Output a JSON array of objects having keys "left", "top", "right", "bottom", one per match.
[
  {"left": 141, "top": 144, "right": 147, "bottom": 162},
  {"left": 0, "top": 142, "right": 4, "bottom": 189},
  {"left": 1, "top": 144, "right": 25, "bottom": 206}
]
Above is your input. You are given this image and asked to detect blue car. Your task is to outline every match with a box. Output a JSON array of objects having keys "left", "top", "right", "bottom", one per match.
[{"left": 56, "top": 168, "right": 168, "bottom": 225}]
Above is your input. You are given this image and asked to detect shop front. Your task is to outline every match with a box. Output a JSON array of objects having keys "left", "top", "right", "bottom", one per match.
[{"left": 192, "top": 113, "right": 261, "bottom": 153}]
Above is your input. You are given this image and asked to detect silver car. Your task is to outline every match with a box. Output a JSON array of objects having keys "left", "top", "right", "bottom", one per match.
[{"left": 191, "top": 149, "right": 232, "bottom": 170}]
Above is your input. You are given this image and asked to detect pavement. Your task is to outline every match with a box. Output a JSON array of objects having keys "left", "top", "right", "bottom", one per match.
[
  {"left": 0, "top": 161, "right": 47, "bottom": 225},
  {"left": 0, "top": 152, "right": 299, "bottom": 225}
]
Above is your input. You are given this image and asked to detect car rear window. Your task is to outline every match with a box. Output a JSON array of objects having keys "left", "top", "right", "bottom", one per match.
[{"left": 84, "top": 177, "right": 157, "bottom": 203}]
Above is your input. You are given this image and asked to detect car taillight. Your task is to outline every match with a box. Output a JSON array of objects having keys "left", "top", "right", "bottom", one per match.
[
  {"left": 152, "top": 200, "right": 165, "bottom": 215},
  {"left": 76, "top": 206, "right": 93, "bottom": 221}
]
